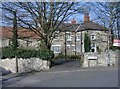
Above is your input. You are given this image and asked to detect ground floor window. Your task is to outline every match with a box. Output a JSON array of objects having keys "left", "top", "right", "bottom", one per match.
[
  {"left": 91, "top": 43, "right": 97, "bottom": 52},
  {"left": 51, "top": 45, "right": 61, "bottom": 53}
]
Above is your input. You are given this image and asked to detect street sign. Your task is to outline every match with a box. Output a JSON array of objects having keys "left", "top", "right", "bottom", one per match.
[{"left": 113, "top": 39, "right": 120, "bottom": 47}]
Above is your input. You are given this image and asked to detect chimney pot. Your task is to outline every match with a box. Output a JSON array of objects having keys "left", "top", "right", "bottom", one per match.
[
  {"left": 84, "top": 13, "right": 90, "bottom": 22},
  {"left": 71, "top": 18, "right": 76, "bottom": 24}
]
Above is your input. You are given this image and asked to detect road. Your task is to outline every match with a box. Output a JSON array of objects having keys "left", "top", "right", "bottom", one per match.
[{"left": 2, "top": 67, "right": 118, "bottom": 87}]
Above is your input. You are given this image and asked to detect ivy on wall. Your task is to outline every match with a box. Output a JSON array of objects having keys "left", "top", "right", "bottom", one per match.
[{"left": 84, "top": 33, "right": 91, "bottom": 52}]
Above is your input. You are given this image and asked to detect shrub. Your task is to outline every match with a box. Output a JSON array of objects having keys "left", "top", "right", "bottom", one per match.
[
  {"left": 84, "top": 33, "right": 91, "bottom": 52},
  {"left": 37, "top": 49, "right": 54, "bottom": 61},
  {"left": 110, "top": 43, "right": 120, "bottom": 51},
  {"left": 16, "top": 49, "right": 37, "bottom": 59},
  {"left": 1, "top": 47, "right": 54, "bottom": 61},
  {"left": 2, "top": 47, "right": 15, "bottom": 59}
]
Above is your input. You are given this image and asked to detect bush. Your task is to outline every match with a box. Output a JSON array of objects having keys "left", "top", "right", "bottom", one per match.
[
  {"left": 1, "top": 47, "right": 54, "bottom": 61},
  {"left": 84, "top": 33, "right": 91, "bottom": 52},
  {"left": 2, "top": 47, "right": 15, "bottom": 59},
  {"left": 110, "top": 43, "right": 120, "bottom": 51},
  {"left": 36, "top": 49, "right": 54, "bottom": 60},
  {"left": 16, "top": 49, "right": 37, "bottom": 59}
]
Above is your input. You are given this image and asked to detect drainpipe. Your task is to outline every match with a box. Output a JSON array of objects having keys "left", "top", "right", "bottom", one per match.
[
  {"left": 81, "top": 31, "right": 82, "bottom": 53},
  {"left": 75, "top": 31, "right": 76, "bottom": 55}
]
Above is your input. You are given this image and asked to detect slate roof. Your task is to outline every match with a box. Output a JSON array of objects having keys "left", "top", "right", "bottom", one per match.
[
  {"left": 1, "top": 20, "right": 108, "bottom": 39},
  {"left": 77, "top": 21, "right": 108, "bottom": 32},
  {"left": 58, "top": 21, "right": 108, "bottom": 32}
]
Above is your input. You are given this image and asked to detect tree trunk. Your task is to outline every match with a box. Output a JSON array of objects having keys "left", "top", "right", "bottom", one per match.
[{"left": 12, "top": 10, "right": 18, "bottom": 50}]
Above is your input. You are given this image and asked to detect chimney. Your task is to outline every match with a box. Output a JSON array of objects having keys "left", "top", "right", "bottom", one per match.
[
  {"left": 71, "top": 18, "right": 76, "bottom": 24},
  {"left": 84, "top": 13, "right": 90, "bottom": 22}
]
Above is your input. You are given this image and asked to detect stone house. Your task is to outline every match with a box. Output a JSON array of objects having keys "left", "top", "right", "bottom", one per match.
[
  {"left": 1, "top": 13, "right": 109, "bottom": 55},
  {"left": 0, "top": 26, "right": 41, "bottom": 48},
  {"left": 51, "top": 13, "right": 109, "bottom": 55}
]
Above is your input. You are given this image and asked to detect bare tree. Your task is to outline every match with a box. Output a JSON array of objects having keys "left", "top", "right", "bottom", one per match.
[
  {"left": 2, "top": 2, "right": 85, "bottom": 50},
  {"left": 90, "top": 2, "right": 120, "bottom": 38}
]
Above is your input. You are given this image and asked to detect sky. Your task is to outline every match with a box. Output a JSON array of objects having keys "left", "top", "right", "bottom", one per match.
[{"left": 0, "top": 2, "right": 117, "bottom": 28}]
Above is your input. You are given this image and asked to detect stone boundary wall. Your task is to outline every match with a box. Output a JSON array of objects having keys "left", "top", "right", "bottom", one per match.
[
  {"left": 82, "top": 50, "right": 119, "bottom": 67},
  {"left": 1, "top": 58, "right": 50, "bottom": 73}
]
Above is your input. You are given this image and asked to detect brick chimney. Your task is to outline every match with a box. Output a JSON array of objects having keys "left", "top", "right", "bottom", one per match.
[
  {"left": 84, "top": 13, "right": 90, "bottom": 22},
  {"left": 71, "top": 18, "right": 76, "bottom": 24}
]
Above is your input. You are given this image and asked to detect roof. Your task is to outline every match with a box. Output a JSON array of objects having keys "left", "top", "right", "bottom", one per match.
[
  {"left": 58, "top": 21, "right": 108, "bottom": 32},
  {"left": 1, "top": 21, "right": 108, "bottom": 39},
  {"left": 77, "top": 21, "right": 108, "bottom": 32},
  {"left": 58, "top": 23, "right": 80, "bottom": 32},
  {"left": 1, "top": 26, "right": 40, "bottom": 39}
]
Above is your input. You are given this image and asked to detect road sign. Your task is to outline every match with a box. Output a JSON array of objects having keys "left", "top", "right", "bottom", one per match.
[{"left": 113, "top": 39, "right": 120, "bottom": 47}]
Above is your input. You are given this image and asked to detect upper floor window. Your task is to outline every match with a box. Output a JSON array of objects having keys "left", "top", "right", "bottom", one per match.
[
  {"left": 76, "top": 35, "right": 80, "bottom": 41},
  {"left": 66, "top": 34, "right": 72, "bottom": 41},
  {"left": 91, "top": 34, "right": 96, "bottom": 40},
  {"left": 54, "top": 33, "right": 59, "bottom": 39}
]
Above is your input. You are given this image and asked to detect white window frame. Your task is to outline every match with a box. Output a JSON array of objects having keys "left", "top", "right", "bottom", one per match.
[
  {"left": 76, "top": 46, "right": 81, "bottom": 52},
  {"left": 71, "top": 45, "right": 75, "bottom": 51},
  {"left": 51, "top": 45, "right": 61, "bottom": 53},
  {"left": 76, "top": 35, "right": 81, "bottom": 41},
  {"left": 66, "top": 34, "right": 72, "bottom": 41},
  {"left": 66, "top": 44, "right": 71, "bottom": 49},
  {"left": 91, "top": 34, "right": 96, "bottom": 40},
  {"left": 91, "top": 43, "right": 96, "bottom": 52}
]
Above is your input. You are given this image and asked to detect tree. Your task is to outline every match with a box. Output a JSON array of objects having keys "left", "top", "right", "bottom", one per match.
[
  {"left": 84, "top": 33, "right": 91, "bottom": 52},
  {"left": 12, "top": 10, "right": 18, "bottom": 50},
  {"left": 90, "top": 2, "right": 120, "bottom": 39},
  {"left": 2, "top": 2, "right": 85, "bottom": 50}
]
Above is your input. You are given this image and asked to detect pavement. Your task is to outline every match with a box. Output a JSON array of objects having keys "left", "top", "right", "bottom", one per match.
[{"left": 1, "top": 66, "right": 118, "bottom": 87}]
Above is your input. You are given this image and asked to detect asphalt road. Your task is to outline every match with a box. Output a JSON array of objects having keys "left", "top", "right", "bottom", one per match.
[{"left": 2, "top": 67, "right": 118, "bottom": 87}]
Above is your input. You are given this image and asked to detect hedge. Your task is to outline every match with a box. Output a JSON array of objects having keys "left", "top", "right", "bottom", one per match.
[{"left": 1, "top": 47, "right": 54, "bottom": 60}]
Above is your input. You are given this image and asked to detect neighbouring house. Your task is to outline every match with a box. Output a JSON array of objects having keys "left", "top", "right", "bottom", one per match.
[
  {"left": 1, "top": 13, "right": 109, "bottom": 55},
  {"left": 0, "top": 26, "right": 41, "bottom": 48},
  {"left": 51, "top": 13, "right": 109, "bottom": 55}
]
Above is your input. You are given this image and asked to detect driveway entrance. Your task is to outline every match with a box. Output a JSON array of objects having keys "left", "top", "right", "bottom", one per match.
[{"left": 51, "top": 59, "right": 81, "bottom": 71}]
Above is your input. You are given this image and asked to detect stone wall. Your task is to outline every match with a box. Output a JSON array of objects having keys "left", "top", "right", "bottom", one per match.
[
  {"left": 82, "top": 50, "right": 118, "bottom": 67},
  {"left": 1, "top": 58, "right": 50, "bottom": 73}
]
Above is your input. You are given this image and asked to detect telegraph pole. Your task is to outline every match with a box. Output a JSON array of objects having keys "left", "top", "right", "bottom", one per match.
[
  {"left": 74, "top": 31, "right": 76, "bottom": 55},
  {"left": 107, "top": 29, "right": 110, "bottom": 66},
  {"left": 65, "top": 30, "right": 67, "bottom": 60}
]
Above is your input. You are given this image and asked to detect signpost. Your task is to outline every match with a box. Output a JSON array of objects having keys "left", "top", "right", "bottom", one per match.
[{"left": 113, "top": 39, "right": 120, "bottom": 47}]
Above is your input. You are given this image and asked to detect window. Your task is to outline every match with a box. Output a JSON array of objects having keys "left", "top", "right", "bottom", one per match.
[
  {"left": 54, "top": 33, "right": 59, "bottom": 40},
  {"left": 72, "top": 45, "right": 75, "bottom": 51},
  {"left": 91, "top": 34, "right": 96, "bottom": 40},
  {"left": 67, "top": 44, "right": 71, "bottom": 49},
  {"left": 76, "top": 35, "right": 80, "bottom": 41},
  {"left": 51, "top": 45, "right": 61, "bottom": 53},
  {"left": 91, "top": 43, "right": 96, "bottom": 52},
  {"left": 66, "top": 34, "right": 72, "bottom": 41},
  {"left": 76, "top": 46, "right": 81, "bottom": 52}
]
